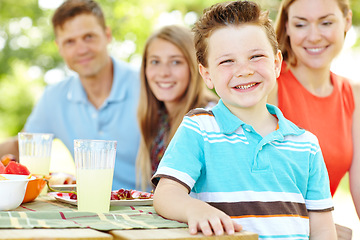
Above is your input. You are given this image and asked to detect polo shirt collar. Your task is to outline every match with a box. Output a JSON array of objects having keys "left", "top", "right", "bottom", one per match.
[
  {"left": 67, "top": 57, "right": 126, "bottom": 104},
  {"left": 212, "top": 99, "right": 304, "bottom": 137},
  {"left": 211, "top": 99, "right": 243, "bottom": 133},
  {"left": 266, "top": 103, "right": 304, "bottom": 137},
  {"left": 66, "top": 75, "right": 87, "bottom": 103},
  {"left": 106, "top": 57, "right": 127, "bottom": 103}
]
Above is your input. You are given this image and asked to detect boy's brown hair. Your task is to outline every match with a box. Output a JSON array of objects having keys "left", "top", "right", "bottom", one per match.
[
  {"left": 52, "top": 0, "right": 106, "bottom": 36},
  {"left": 193, "top": 0, "right": 278, "bottom": 67}
]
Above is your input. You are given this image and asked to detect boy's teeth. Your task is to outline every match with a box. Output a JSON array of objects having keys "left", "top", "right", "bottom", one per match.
[{"left": 235, "top": 83, "right": 256, "bottom": 90}]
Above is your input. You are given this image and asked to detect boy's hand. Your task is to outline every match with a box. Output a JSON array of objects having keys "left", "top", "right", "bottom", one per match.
[
  {"left": 187, "top": 203, "right": 242, "bottom": 236},
  {"left": 153, "top": 178, "right": 242, "bottom": 236}
]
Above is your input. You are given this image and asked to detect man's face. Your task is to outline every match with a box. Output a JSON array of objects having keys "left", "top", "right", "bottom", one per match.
[{"left": 55, "top": 14, "right": 111, "bottom": 79}]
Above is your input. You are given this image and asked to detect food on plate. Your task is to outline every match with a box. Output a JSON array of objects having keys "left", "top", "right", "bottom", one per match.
[
  {"left": 0, "top": 154, "right": 16, "bottom": 167},
  {"left": 51, "top": 188, "right": 153, "bottom": 201},
  {"left": 69, "top": 193, "right": 78, "bottom": 200},
  {"left": 49, "top": 172, "right": 76, "bottom": 185},
  {"left": 111, "top": 188, "right": 153, "bottom": 200},
  {"left": 4, "top": 161, "right": 31, "bottom": 175}
]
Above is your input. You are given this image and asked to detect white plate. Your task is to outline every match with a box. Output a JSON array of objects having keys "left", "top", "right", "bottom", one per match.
[
  {"left": 54, "top": 195, "right": 153, "bottom": 206},
  {"left": 49, "top": 184, "right": 76, "bottom": 191}
]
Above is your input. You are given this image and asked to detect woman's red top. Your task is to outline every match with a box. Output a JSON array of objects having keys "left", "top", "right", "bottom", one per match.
[{"left": 277, "top": 62, "right": 354, "bottom": 195}]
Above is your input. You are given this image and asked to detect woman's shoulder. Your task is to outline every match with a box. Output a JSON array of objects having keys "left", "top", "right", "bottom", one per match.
[
  {"left": 331, "top": 72, "right": 359, "bottom": 97},
  {"left": 347, "top": 77, "right": 360, "bottom": 94},
  {"left": 349, "top": 79, "right": 360, "bottom": 105}
]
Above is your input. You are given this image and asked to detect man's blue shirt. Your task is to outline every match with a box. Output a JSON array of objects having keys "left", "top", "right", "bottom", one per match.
[{"left": 25, "top": 58, "right": 140, "bottom": 190}]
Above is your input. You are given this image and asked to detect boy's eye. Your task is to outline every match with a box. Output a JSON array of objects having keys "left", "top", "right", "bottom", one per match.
[
  {"left": 219, "top": 59, "right": 233, "bottom": 65},
  {"left": 251, "top": 54, "right": 264, "bottom": 60}
]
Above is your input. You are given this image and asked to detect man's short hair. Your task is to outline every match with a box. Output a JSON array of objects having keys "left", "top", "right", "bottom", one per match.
[{"left": 52, "top": 0, "right": 106, "bottom": 35}]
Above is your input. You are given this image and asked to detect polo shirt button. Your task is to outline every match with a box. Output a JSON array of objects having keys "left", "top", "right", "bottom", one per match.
[
  {"left": 98, "top": 131, "right": 104, "bottom": 135},
  {"left": 92, "top": 113, "right": 97, "bottom": 119},
  {"left": 259, "top": 147, "right": 262, "bottom": 150}
]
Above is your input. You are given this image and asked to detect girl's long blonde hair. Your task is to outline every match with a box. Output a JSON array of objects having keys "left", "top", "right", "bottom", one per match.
[{"left": 136, "top": 25, "right": 218, "bottom": 190}]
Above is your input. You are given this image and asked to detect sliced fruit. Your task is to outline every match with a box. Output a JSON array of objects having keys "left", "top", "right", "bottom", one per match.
[
  {"left": 0, "top": 161, "right": 5, "bottom": 174},
  {"left": 4, "top": 161, "right": 31, "bottom": 175},
  {"left": 1, "top": 154, "right": 16, "bottom": 166}
]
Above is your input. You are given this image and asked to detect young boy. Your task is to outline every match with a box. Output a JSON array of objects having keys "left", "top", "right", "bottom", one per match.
[{"left": 151, "top": 1, "right": 336, "bottom": 239}]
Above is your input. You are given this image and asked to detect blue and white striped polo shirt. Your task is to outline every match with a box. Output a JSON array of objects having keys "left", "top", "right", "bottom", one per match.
[{"left": 152, "top": 99, "right": 333, "bottom": 240}]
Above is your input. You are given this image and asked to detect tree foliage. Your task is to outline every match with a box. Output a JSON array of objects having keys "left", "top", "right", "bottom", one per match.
[{"left": 0, "top": 0, "right": 359, "bottom": 138}]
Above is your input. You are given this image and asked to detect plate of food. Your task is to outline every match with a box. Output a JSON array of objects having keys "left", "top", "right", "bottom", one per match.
[
  {"left": 49, "top": 189, "right": 153, "bottom": 206},
  {"left": 48, "top": 172, "right": 77, "bottom": 192}
]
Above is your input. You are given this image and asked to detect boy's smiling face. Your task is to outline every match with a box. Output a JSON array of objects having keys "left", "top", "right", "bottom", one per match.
[{"left": 199, "top": 25, "right": 282, "bottom": 113}]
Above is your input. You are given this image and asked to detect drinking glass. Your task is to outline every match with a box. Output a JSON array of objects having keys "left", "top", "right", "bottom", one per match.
[
  {"left": 18, "top": 132, "right": 54, "bottom": 176},
  {"left": 18, "top": 132, "right": 54, "bottom": 195},
  {"left": 74, "top": 139, "right": 117, "bottom": 213}
]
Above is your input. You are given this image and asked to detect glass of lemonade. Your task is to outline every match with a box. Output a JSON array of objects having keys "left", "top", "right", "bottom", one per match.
[
  {"left": 74, "top": 139, "right": 117, "bottom": 213},
  {"left": 18, "top": 132, "right": 54, "bottom": 195},
  {"left": 18, "top": 132, "right": 54, "bottom": 175}
]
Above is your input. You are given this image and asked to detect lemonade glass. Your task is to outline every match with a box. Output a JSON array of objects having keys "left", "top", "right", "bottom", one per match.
[
  {"left": 18, "top": 132, "right": 54, "bottom": 196},
  {"left": 74, "top": 139, "right": 116, "bottom": 213},
  {"left": 18, "top": 133, "right": 54, "bottom": 175}
]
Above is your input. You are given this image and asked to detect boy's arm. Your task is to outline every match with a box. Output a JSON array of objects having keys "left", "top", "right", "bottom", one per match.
[
  {"left": 153, "top": 178, "right": 242, "bottom": 236},
  {"left": 309, "top": 211, "right": 336, "bottom": 239}
]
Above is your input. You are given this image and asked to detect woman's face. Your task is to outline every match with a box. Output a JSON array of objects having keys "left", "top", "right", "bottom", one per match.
[
  {"left": 286, "top": 0, "right": 351, "bottom": 70},
  {"left": 145, "top": 38, "right": 190, "bottom": 110}
]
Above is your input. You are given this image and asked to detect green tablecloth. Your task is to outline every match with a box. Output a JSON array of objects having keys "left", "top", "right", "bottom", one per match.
[{"left": 0, "top": 196, "right": 187, "bottom": 231}]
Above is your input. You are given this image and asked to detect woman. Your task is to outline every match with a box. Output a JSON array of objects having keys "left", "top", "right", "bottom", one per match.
[
  {"left": 268, "top": 0, "right": 359, "bottom": 237},
  {"left": 136, "top": 25, "right": 218, "bottom": 191}
]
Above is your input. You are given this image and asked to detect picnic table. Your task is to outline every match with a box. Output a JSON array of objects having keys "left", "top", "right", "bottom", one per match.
[{"left": 0, "top": 195, "right": 258, "bottom": 240}]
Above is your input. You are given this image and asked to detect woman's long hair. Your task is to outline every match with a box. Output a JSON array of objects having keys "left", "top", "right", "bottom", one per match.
[{"left": 136, "top": 25, "right": 218, "bottom": 190}]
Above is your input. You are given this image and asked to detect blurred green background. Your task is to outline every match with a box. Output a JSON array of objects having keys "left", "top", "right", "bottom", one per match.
[{"left": 0, "top": 0, "right": 360, "bottom": 139}]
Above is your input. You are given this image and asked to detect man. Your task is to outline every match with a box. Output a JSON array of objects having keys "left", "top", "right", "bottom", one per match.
[{"left": 0, "top": 0, "right": 140, "bottom": 190}]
